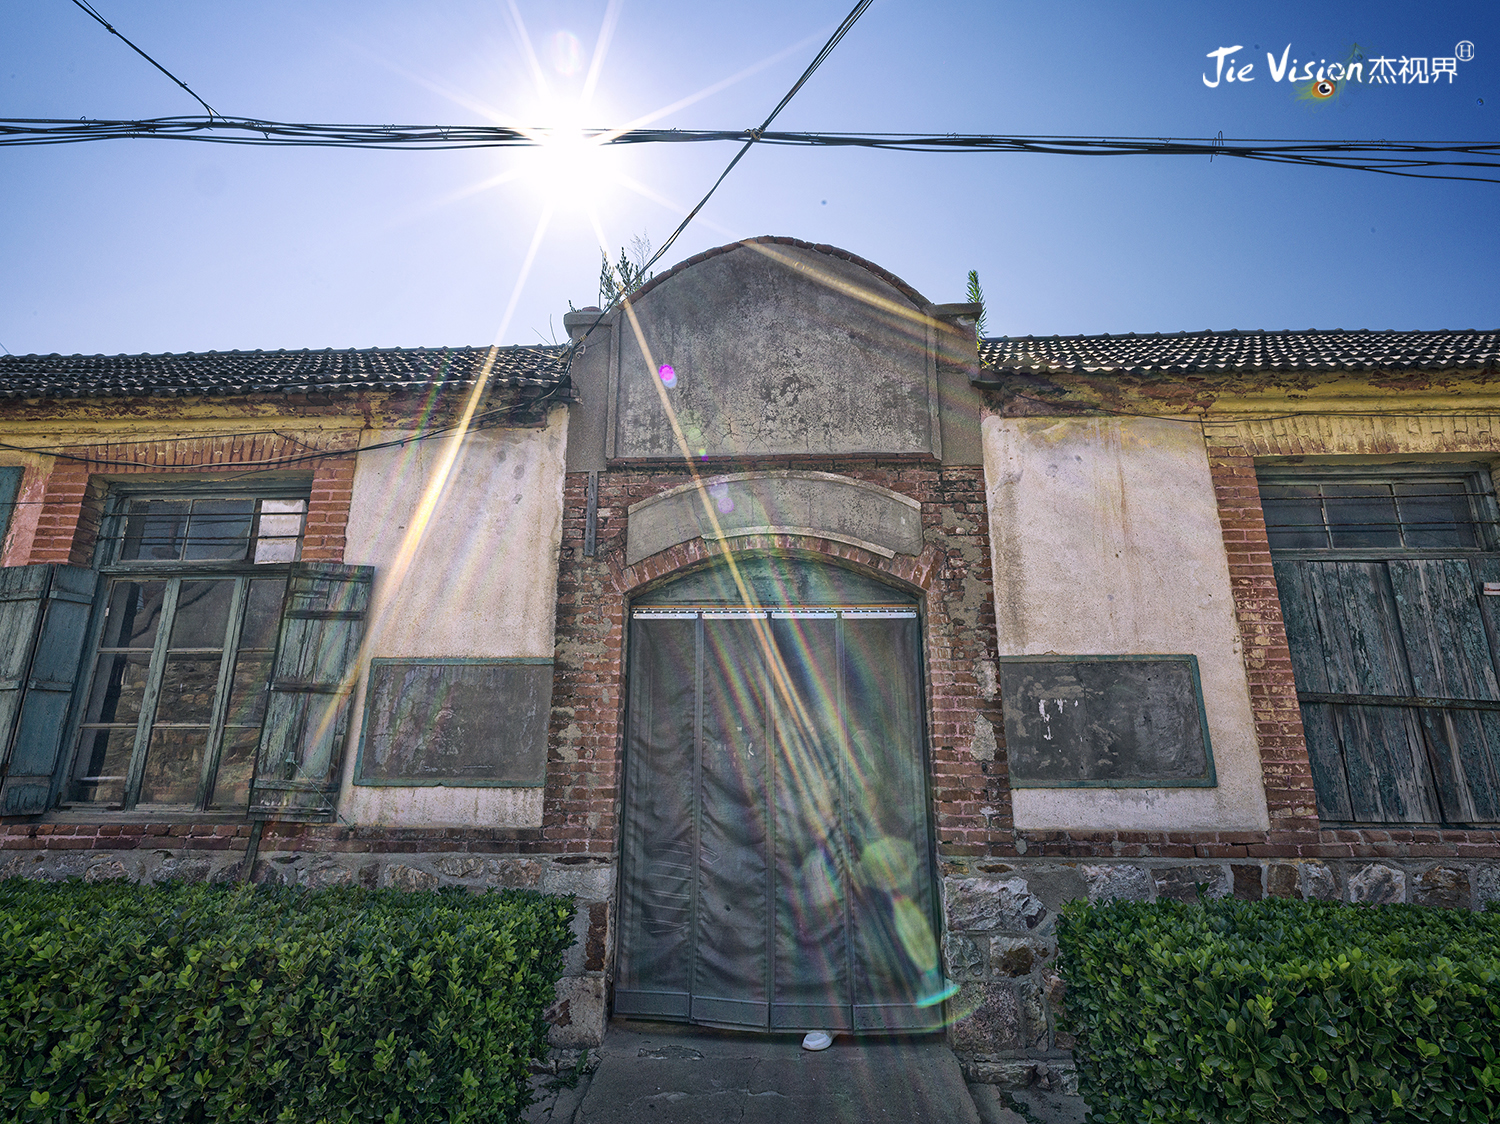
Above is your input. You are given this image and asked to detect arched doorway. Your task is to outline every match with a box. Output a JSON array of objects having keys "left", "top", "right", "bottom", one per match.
[{"left": 615, "top": 555, "right": 949, "bottom": 1032}]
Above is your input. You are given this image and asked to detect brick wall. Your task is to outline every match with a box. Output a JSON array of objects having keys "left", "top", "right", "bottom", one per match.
[
  {"left": 1202, "top": 440, "right": 1320, "bottom": 843},
  {"left": 547, "top": 461, "right": 1007, "bottom": 862},
  {"left": 23, "top": 432, "right": 358, "bottom": 566}
]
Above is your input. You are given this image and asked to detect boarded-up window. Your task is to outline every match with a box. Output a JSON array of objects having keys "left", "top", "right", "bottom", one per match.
[
  {"left": 353, "top": 659, "right": 551, "bottom": 787},
  {"left": 1264, "top": 466, "right": 1500, "bottom": 826}
]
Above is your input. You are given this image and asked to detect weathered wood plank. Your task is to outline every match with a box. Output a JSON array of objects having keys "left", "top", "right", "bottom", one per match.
[
  {"left": 251, "top": 563, "right": 371, "bottom": 818},
  {"left": 1390, "top": 559, "right": 1500, "bottom": 822},
  {"left": 1273, "top": 559, "right": 1352, "bottom": 819},
  {"left": 1308, "top": 561, "right": 1440, "bottom": 822}
]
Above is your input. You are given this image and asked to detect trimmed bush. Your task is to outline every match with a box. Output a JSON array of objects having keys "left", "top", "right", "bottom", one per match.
[
  {"left": 0, "top": 879, "right": 576, "bottom": 1124},
  {"left": 1057, "top": 896, "right": 1500, "bottom": 1124}
]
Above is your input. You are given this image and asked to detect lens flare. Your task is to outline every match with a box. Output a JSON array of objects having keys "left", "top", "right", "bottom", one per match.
[
  {"left": 550, "top": 30, "right": 582, "bottom": 76},
  {"left": 708, "top": 481, "right": 734, "bottom": 513}
]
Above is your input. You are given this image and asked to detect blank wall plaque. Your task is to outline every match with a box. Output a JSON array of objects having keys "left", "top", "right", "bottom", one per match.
[
  {"left": 354, "top": 658, "right": 552, "bottom": 787},
  {"left": 999, "top": 655, "right": 1216, "bottom": 788}
]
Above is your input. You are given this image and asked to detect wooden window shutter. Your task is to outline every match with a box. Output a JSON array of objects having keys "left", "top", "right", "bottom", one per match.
[
  {"left": 249, "top": 562, "right": 373, "bottom": 821},
  {"left": 0, "top": 565, "right": 98, "bottom": 815}
]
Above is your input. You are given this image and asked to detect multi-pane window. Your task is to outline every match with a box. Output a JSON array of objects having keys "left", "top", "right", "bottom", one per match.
[
  {"left": 1261, "top": 476, "right": 1491, "bottom": 552},
  {"left": 67, "top": 490, "right": 309, "bottom": 812},
  {"left": 1263, "top": 467, "right": 1500, "bottom": 827}
]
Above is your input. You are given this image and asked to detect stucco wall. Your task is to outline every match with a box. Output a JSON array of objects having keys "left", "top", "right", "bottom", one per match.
[
  {"left": 337, "top": 409, "right": 569, "bottom": 827},
  {"left": 982, "top": 414, "right": 1269, "bottom": 831}
]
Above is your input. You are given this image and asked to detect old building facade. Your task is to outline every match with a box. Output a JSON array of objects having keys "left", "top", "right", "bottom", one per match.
[{"left": 2, "top": 238, "right": 1497, "bottom": 1084}]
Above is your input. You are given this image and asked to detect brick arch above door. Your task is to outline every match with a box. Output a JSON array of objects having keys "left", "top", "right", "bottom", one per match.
[
  {"left": 546, "top": 462, "right": 1008, "bottom": 862},
  {"left": 623, "top": 472, "right": 925, "bottom": 567}
]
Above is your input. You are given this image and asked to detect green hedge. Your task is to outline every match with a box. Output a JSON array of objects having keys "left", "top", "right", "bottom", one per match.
[
  {"left": 0, "top": 879, "right": 576, "bottom": 1124},
  {"left": 1057, "top": 897, "right": 1500, "bottom": 1124}
]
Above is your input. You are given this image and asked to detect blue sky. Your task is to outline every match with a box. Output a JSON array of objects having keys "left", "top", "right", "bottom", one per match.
[{"left": 1, "top": 1, "right": 1495, "bottom": 356}]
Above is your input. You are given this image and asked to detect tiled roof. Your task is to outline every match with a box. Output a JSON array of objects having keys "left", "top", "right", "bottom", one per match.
[
  {"left": 977, "top": 330, "right": 1500, "bottom": 378},
  {"left": 0, "top": 345, "right": 570, "bottom": 400}
]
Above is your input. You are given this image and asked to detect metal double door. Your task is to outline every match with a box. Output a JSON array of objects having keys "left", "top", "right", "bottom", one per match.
[{"left": 616, "top": 606, "right": 945, "bottom": 1032}]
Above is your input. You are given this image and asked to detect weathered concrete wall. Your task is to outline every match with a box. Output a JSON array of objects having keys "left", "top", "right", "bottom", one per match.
[
  {"left": 982, "top": 414, "right": 1268, "bottom": 832},
  {"left": 610, "top": 240, "right": 941, "bottom": 460},
  {"left": 624, "top": 470, "right": 924, "bottom": 564},
  {"left": 337, "top": 409, "right": 569, "bottom": 828}
]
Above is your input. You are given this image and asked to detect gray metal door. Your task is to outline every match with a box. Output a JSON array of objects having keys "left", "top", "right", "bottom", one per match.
[{"left": 616, "top": 592, "right": 947, "bottom": 1032}]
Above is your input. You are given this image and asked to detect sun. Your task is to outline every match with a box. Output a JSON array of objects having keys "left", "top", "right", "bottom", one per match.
[{"left": 522, "top": 105, "right": 612, "bottom": 211}]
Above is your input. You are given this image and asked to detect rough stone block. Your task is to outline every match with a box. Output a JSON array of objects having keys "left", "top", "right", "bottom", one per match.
[
  {"left": 943, "top": 932, "right": 986, "bottom": 980},
  {"left": 1300, "top": 863, "right": 1338, "bottom": 901},
  {"left": 1047, "top": 1062, "right": 1080, "bottom": 1096},
  {"left": 1475, "top": 865, "right": 1500, "bottom": 911},
  {"left": 152, "top": 854, "right": 214, "bottom": 883},
  {"left": 380, "top": 863, "right": 440, "bottom": 892},
  {"left": 1412, "top": 866, "right": 1466, "bottom": 910},
  {"left": 483, "top": 858, "right": 544, "bottom": 888},
  {"left": 299, "top": 860, "right": 354, "bottom": 889},
  {"left": 1231, "top": 864, "right": 1263, "bottom": 901},
  {"left": 546, "top": 976, "right": 607, "bottom": 1049},
  {"left": 1017, "top": 865, "right": 1087, "bottom": 913},
  {"left": 539, "top": 861, "right": 615, "bottom": 900},
  {"left": 945, "top": 876, "right": 1047, "bottom": 932},
  {"left": 83, "top": 859, "right": 127, "bottom": 883},
  {"left": 1018, "top": 979, "right": 1048, "bottom": 1048},
  {"left": 1266, "top": 863, "right": 1302, "bottom": 899},
  {"left": 1347, "top": 863, "right": 1405, "bottom": 905},
  {"left": 989, "top": 936, "right": 1039, "bottom": 978},
  {"left": 561, "top": 901, "right": 594, "bottom": 977},
  {"left": 1080, "top": 864, "right": 1153, "bottom": 903},
  {"left": 434, "top": 855, "right": 486, "bottom": 879},
  {"left": 949, "top": 983, "right": 1023, "bottom": 1053},
  {"left": 1154, "top": 865, "right": 1230, "bottom": 902},
  {"left": 962, "top": 1059, "right": 1036, "bottom": 1088}
]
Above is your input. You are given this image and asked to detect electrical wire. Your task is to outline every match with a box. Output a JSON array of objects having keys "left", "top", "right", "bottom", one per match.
[
  {"left": 2, "top": 118, "right": 1497, "bottom": 184},
  {"left": 566, "top": 0, "right": 874, "bottom": 363},
  {"left": 67, "top": 0, "right": 218, "bottom": 118}
]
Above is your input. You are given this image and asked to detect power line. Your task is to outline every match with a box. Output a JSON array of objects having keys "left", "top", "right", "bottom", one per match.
[
  {"left": 68, "top": 0, "right": 218, "bottom": 118},
  {"left": 572, "top": 0, "right": 874, "bottom": 354},
  {"left": 627, "top": 0, "right": 875, "bottom": 288},
  {"left": 2, "top": 117, "right": 1497, "bottom": 184}
]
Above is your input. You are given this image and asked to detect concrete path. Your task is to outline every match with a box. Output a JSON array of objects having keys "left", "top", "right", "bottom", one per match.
[{"left": 530, "top": 1019, "right": 981, "bottom": 1124}]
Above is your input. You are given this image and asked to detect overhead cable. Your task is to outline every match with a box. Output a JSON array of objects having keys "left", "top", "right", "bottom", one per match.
[
  {"left": 2, "top": 118, "right": 1496, "bottom": 184},
  {"left": 614, "top": 0, "right": 875, "bottom": 292},
  {"left": 67, "top": 0, "right": 218, "bottom": 118},
  {"left": 571, "top": 0, "right": 874, "bottom": 355}
]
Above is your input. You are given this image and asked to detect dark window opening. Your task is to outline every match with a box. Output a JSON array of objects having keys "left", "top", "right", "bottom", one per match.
[{"left": 1261, "top": 473, "right": 1493, "bottom": 553}]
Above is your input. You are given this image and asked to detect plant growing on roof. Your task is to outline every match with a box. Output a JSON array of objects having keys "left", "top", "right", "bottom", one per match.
[
  {"left": 966, "top": 269, "right": 988, "bottom": 346},
  {"left": 600, "top": 233, "right": 655, "bottom": 306}
]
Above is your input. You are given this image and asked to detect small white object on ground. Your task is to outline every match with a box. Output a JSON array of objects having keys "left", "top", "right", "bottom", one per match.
[{"left": 801, "top": 1031, "right": 833, "bottom": 1051}]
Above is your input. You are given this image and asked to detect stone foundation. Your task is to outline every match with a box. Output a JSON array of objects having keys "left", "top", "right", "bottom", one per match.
[{"left": 941, "top": 856, "right": 1500, "bottom": 1087}]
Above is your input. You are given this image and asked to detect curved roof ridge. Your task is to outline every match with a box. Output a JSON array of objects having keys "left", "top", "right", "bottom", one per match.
[{"left": 626, "top": 235, "right": 930, "bottom": 307}]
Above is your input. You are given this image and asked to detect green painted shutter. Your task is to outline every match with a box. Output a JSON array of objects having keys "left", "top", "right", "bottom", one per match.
[
  {"left": 0, "top": 565, "right": 97, "bottom": 815},
  {"left": 249, "top": 562, "right": 373, "bottom": 820}
]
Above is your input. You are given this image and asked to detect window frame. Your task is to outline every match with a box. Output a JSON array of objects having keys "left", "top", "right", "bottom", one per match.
[
  {"left": 1260, "top": 461, "right": 1500, "bottom": 828},
  {"left": 1258, "top": 462, "right": 1500, "bottom": 560},
  {"left": 61, "top": 476, "right": 313, "bottom": 816}
]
